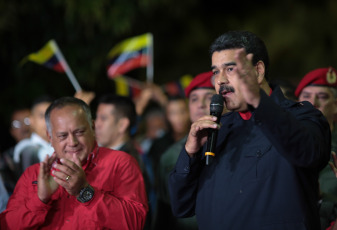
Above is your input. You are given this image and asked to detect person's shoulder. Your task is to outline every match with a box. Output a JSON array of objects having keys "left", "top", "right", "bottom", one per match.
[
  {"left": 98, "top": 147, "right": 136, "bottom": 163},
  {"left": 272, "top": 86, "right": 316, "bottom": 113},
  {"left": 287, "top": 99, "right": 322, "bottom": 116},
  {"left": 160, "top": 143, "right": 184, "bottom": 169},
  {"left": 284, "top": 100, "right": 329, "bottom": 129},
  {"left": 97, "top": 147, "right": 141, "bottom": 174},
  {"left": 161, "top": 137, "right": 186, "bottom": 161},
  {"left": 120, "top": 141, "right": 141, "bottom": 157}
]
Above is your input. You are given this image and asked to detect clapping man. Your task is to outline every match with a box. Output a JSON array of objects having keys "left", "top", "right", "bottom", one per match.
[{"left": 1, "top": 97, "right": 148, "bottom": 229}]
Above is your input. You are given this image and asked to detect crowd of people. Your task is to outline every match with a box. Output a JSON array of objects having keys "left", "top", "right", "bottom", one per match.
[{"left": 0, "top": 30, "right": 337, "bottom": 230}]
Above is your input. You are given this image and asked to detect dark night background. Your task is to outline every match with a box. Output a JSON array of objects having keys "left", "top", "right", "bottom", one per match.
[{"left": 1, "top": 0, "right": 337, "bottom": 151}]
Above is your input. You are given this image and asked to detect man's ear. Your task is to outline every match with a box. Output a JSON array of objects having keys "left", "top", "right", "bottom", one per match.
[
  {"left": 46, "top": 129, "right": 52, "bottom": 142},
  {"left": 118, "top": 117, "right": 130, "bottom": 134},
  {"left": 91, "top": 120, "right": 95, "bottom": 131},
  {"left": 255, "top": 61, "right": 266, "bottom": 84}
]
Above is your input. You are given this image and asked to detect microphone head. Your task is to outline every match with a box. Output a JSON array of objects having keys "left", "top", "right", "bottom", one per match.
[{"left": 210, "top": 94, "right": 224, "bottom": 114}]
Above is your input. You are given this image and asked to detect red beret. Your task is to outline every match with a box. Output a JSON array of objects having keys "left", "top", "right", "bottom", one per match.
[
  {"left": 185, "top": 71, "right": 214, "bottom": 98},
  {"left": 295, "top": 67, "right": 337, "bottom": 97}
]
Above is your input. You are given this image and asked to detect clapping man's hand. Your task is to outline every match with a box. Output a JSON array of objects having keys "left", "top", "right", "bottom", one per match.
[
  {"left": 38, "top": 153, "right": 59, "bottom": 203},
  {"left": 52, "top": 153, "right": 89, "bottom": 197}
]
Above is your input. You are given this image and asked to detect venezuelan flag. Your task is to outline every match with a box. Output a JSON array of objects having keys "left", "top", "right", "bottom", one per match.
[
  {"left": 114, "top": 76, "right": 142, "bottom": 98},
  {"left": 107, "top": 33, "right": 152, "bottom": 78},
  {"left": 21, "top": 40, "right": 65, "bottom": 73}
]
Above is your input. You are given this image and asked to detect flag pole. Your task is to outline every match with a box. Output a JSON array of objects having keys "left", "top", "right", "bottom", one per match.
[
  {"left": 146, "top": 33, "right": 154, "bottom": 83},
  {"left": 51, "top": 40, "right": 82, "bottom": 92}
]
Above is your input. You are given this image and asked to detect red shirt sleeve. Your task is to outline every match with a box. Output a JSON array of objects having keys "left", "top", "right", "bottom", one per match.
[{"left": 0, "top": 164, "right": 53, "bottom": 229}]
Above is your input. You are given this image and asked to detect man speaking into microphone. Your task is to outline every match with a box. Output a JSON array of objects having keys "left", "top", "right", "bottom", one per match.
[{"left": 168, "top": 30, "right": 330, "bottom": 230}]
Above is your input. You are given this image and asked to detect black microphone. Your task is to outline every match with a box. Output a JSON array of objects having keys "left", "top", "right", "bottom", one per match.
[{"left": 205, "top": 94, "right": 224, "bottom": 165}]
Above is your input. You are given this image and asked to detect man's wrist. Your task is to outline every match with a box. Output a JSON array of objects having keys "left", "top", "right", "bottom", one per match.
[
  {"left": 186, "top": 151, "right": 196, "bottom": 158},
  {"left": 185, "top": 146, "right": 197, "bottom": 158},
  {"left": 77, "top": 184, "right": 95, "bottom": 203}
]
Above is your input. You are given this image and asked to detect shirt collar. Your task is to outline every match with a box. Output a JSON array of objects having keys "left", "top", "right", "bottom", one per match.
[
  {"left": 82, "top": 142, "right": 99, "bottom": 171},
  {"left": 109, "top": 142, "right": 125, "bottom": 151}
]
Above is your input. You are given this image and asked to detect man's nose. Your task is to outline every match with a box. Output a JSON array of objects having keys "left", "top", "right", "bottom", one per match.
[
  {"left": 308, "top": 97, "right": 318, "bottom": 108},
  {"left": 68, "top": 134, "right": 78, "bottom": 146},
  {"left": 94, "top": 119, "right": 102, "bottom": 128},
  {"left": 216, "top": 72, "right": 229, "bottom": 85},
  {"left": 200, "top": 99, "right": 208, "bottom": 108}
]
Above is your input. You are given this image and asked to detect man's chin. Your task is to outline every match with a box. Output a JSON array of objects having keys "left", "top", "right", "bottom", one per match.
[{"left": 225, "top": 104, "right": 239, "bottom": 112}]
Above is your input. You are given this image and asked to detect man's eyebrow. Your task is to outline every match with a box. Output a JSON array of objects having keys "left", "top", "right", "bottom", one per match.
[
  {"left": 56, "top": 132, "right": 67, "bottom": 136},
  {"left": 211, "top": 62, "right": 236, "bottom": 70},
  {"left": 317, "top": 92, "right": 330, "bottom": 96}
]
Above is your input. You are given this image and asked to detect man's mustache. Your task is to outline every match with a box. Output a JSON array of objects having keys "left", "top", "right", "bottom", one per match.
[{"left": 219, "top": 85, "right": 235, "bottom": 94}]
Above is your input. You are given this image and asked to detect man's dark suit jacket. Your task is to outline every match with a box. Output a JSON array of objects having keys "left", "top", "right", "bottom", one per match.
[{"left": 169, "top": 86, "right": 331, "bottom": 230}]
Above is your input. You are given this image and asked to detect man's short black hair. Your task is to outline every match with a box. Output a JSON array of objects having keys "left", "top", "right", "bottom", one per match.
[{"left": 209, "top": 30, "right": 270, "bottom": 80}]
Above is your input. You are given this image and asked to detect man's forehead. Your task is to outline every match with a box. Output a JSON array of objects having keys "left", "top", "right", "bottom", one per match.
[
  {"left": 98, "top": 103, "right": 116, "bottom": 114},
  {"left": 51, "top": 115, "right": 89, "bottom": 133},
  {"left": 190, "top": 88, "right": 215, "bottom": 97},
  {"left": 51, "top": 105, "right": 83, "bottom": 118},
  {"left": 211, "top": 50, "right": 237, "bottom": 65},
  {"left": 302, "top": 85, "right": 333, "bottom": 94}
]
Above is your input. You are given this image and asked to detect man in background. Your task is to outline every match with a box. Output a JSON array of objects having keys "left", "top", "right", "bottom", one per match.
[
  {"left": 95, "top": 94, "right": 151, "bottom": 229},
  {"left": 154, "top": 71, "right": 217, "bottom": 230},
  {"left": 95, "top": 94, "right": 141, "bottom": 164},
  {"left": 8, "top": 108, "right": 32, "bottom": 143},
  {"left": 1, "top": 107, "right": 31, "bottom": 194},
  {"left": 295, "top": 67, "right": 337, "bottom": 229},
  {"left": 13, "top": 96, "right": 54, "bottom": 174}
]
